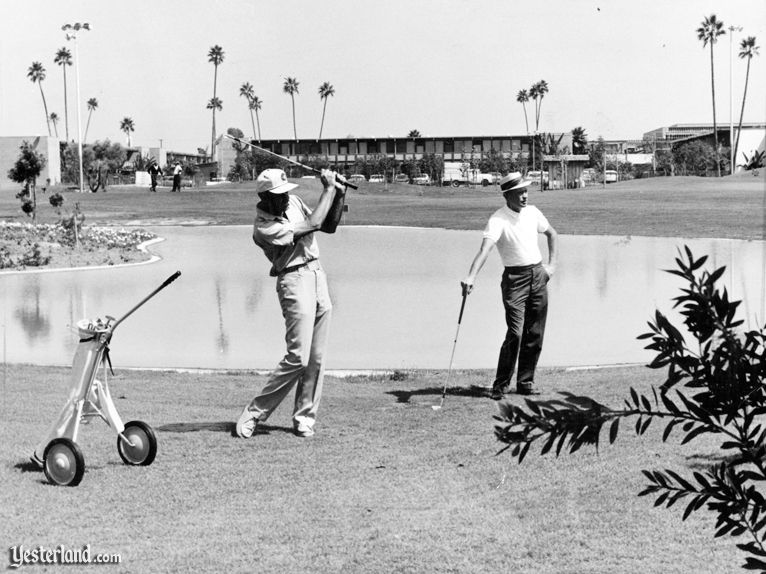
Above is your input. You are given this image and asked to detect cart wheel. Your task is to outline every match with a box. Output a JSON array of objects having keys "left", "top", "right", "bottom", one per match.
[
  {"left": 117, "top": 421, "right": 157, "bottom": 466},
  {"left": 451, "top": 180, "right": 461, "bottom": 188},
  {"left": 44, "top": 438, "right": 85, "bottom": 487}
]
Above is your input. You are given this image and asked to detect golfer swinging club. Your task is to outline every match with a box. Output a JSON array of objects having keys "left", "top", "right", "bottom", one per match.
[
  {"left": 236, "top": 167, "right": 346, "bottom": 438},
  {"left": 461, "top": 172, "right": 558, "bottom": 399}
]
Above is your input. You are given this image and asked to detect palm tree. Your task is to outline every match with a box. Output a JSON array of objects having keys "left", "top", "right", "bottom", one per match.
[
  {"left": 206, "top": 97, "right": 223, "bottom": 146},
  {"left": 50, "top": 113, "right": 60, "bottom": 138},
  {"left": 696, "top": 14, "right": 726, "bottom": 177},
  {"left": 207, "top": 45, "right": 225, "bottom": 159},
  {"left": 733, "top": 36, "right": 760, "bottom": 170},
  {"left": 84, "top": 97, "right": 98, "bottom": 141},
  {"left": 318, "top": 81, "right": 335, "bottom": 139},
  {"left": 54, "top": 47, "right": 72, "bottom": 141},
  {"left": 283, "top": 77, "right": 300, "bottom": 140},
  {"left": 408, "top": 130, "right": 421, "bottom": 138},
  {"left": 249, "top": 96, "right": 263, "bottom": 140},
  {"left": 571, "top": 126, "right": 588, "bottom": 154},
  {"left": 240, "top": 82, "right": 257, "bottom": 139},
  {"left": 532, "top": 79, "right": 549, "bottom": 131},
  {"left": 516, "top": 89, "right": 530, "bottom": 134},
  {"left": 119, "top": 117, "right": 135, "bottom": 147},
  {"left": 27, "top": 62, "right": 51, "bottom": 136}
]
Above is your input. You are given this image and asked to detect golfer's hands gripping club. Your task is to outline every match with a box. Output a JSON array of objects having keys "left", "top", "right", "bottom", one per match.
[
  {"left": 460, "top": 278, "right": 474, "bottom": 296},
  {"left": 321, "top": 169, "right": 349, "bottom": 192}
]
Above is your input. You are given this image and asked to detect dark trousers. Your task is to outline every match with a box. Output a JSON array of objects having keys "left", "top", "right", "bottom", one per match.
[
  {"left": 150, "top": 174, "right": 158, "bottom": 191},
  {"left": 493, "top": 262, "right": 549, "bottom": 390},
  {"left": 172, "top": 174, "right": 181, "bottom": 192}
]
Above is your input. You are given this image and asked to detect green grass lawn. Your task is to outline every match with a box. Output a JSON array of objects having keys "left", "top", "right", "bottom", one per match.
[
  {"left": 2, "top": 171, "right": 764, "bottom": 239},
  {"left": 2, "top": 173, "right": 762, "bottom": 571},
  {"left": 0, "top": 365, "right": 740, "bottom": 573}
]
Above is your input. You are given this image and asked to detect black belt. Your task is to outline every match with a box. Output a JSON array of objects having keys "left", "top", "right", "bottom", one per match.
[
  {"left": 505, "top": 262, "right": 541, "bottom": 273},
  {"left": 273, "top": 258, "right": 318, "bottom": 277}
]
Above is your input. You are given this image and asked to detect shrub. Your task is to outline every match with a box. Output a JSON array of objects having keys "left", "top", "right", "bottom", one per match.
[{"left": 495, "top": 246, "right": 766, "bottom": 571}]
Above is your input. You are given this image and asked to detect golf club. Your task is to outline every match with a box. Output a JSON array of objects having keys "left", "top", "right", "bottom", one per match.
[
  {"left": 432, "top": 289, "right": 468, "bottom": 411},
  {"left": 222, "top": 134, "right": 358, "bottom": 190}
]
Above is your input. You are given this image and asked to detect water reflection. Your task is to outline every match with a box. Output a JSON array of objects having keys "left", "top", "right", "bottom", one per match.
[
  {"left": 0, "top": 226, "right": 763, "bottom": 370},
  {"left": 14, "top": 277, "right": 50, "bottom": 344}
]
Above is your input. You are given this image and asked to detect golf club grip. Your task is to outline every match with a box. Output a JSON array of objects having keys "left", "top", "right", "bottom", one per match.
[
  {"left": 339, "top": 176, "right": 358, "bottom": 190},
  {"left": 457, "top": 292, "right": 467, "bottom": 324}
]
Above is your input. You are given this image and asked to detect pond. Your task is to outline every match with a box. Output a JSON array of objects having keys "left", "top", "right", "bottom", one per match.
[{"left": 1, "top": 226, "right": 764, "bottom": 371}]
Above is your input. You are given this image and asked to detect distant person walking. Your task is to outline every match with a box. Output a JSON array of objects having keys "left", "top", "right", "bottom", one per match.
[
  {"left": 171, "top": 162, "right": 182, "bottom": 192},
  {"left": 235, "top": 168, "right": 347, "bottom": 439},
  {"left": 461, "top": 172, "right": 558, "bottom": 399},
  {"left": 147, "top": 160, "right": 162, "bottom": 192}
]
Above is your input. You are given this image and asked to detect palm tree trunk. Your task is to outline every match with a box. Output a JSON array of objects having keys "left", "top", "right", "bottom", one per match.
[
  {"left": 522, "top": 102, "right": 529, "bottom": 134},
  {"left": 733, "top": 57, "right": 751, "bottom": 171},
  {"left": 63, "top": 67, "right": 69, "bottom": 141},
  {"left": 255, "top": 110, "right": 261, "bottom": 140},
  {"left": 211, "top": 65, "right": 218, "bottom": 161},
  {"left": 291, "top": 95, "right": 297, "bottom": 140},
  {"left": 249, "top": 108, "right": 257, "bottom": 140},
  {"left": 709, "top": 44, "right": 721, "bottom": 177},
  {"left": 319, "top": 98, "right": 327, "bottom": 139},
  {"left": 38, "top": 84, "right": 51, "bottom": 136},
  {"left": 84, "top": 110, "right": 93, "bottom": 141}
]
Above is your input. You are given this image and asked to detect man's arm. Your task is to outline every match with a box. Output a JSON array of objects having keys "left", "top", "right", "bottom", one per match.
[
  {"left": 460, "top": 237, "right": 495, "bottom": 295},
  {"left": 291, "top": 169, "right": 346, "bottom": 238},
  {"left": 543, "top": 225, "right": 558, "bottom": 276}
]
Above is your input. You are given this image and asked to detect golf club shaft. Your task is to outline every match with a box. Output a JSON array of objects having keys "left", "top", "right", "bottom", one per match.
[
  {"left": 223, "top": 135, "right": 358, "bottom": 190},
  {"left": 440, "top": 291, "right": 468, "bottom": 401},
  {"left": 111, "top": 271, "right": 181, "bottom": 332}
]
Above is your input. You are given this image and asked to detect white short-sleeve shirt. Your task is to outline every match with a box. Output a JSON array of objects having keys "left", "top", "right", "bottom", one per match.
[{"left": 483, "top": 205, "right": 549, "bottom": 267}]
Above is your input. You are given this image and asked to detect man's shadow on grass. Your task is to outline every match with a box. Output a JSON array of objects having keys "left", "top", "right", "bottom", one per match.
[
  {"left": 157, "top": 421, "right": 294, "bottom": 437},
  {"left": 387, "top": 385, "right": 490, "bottom": 404}
]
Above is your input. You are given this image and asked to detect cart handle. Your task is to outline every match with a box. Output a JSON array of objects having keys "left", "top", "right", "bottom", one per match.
[{"left": 110, "top": 271, "right": 181, "bottom": 333}]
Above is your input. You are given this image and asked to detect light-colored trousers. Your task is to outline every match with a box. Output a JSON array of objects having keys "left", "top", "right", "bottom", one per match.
[{"left": 246, "top": 261, "right": 332, "bottom": 430}]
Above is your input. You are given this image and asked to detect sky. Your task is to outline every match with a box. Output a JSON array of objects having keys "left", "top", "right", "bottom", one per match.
[{"left": 1, "top": 0, "right": 764, "bottom": 153}]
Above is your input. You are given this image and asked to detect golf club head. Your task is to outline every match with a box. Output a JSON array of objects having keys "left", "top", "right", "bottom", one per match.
[{"left": 431, "top": 405, "right": 441, "bottom": 411}]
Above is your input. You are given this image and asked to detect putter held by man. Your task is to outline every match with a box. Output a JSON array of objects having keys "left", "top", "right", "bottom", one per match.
[
  {"left": 461, "top": 172, "right": 558, "bottom": 399},
  {"left": 235, "top": 168, "right": 346, "bottom": 438}
]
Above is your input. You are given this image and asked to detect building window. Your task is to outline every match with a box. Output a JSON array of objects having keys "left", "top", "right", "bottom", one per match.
[
  {"left": 443, "top": 140, "right": 454, "bottom": 153},
  {"left": 425, "top": 140, "right": 434, "bottom": 153},
  {"left": 368, "top": 141, "right": 378, "bottom": 154},
  {"left": 396, "top": 140, "right": 407, "bottom": 153}
]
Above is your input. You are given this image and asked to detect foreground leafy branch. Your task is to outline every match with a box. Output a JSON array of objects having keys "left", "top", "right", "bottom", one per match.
[{"left": 495, "top": 246, "right": 766, "bottom": 571}]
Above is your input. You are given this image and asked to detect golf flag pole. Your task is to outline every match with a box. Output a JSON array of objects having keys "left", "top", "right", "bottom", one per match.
[{"left": 432, "top": 290, "right": 468, "bottom": 411}]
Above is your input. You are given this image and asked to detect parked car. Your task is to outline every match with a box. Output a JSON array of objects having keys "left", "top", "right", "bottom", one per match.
[
  {"left": 347, "top": 174, "right": 366, "bottom": 184},
  {"left": 412, "top": 174, "right": 431, "bottom": 185},
  {"left": 604, "top": 170, "right": 618, "bottom": 183},
  {"left": 369, "top": 174, "right": 385, "bottom": 183},
  {"left": 394, "top": 173, "right": 410, "bottom": 184}
]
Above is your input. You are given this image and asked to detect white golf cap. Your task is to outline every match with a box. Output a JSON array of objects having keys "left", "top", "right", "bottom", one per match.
[{"left": 255, "top": 168, "right": 298, "bottom": 194}]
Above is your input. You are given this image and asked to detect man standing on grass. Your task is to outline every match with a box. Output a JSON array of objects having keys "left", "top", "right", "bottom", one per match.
[
  {"left": 461, "top": 172, "right": 558, "bottom": 399},
  {"left": 171, "top": 162, "right": 182, "bottom": 192},
  {"left": 147, "top": 159, "right": 162, "bottom": 192},
  {"left": 236, "top": 168, "right": 346, "bottom": 438}
]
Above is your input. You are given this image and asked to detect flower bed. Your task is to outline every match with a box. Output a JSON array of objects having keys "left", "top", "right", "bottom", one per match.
[{"left": 0, "top": 222, "right": 156, "bottom": 270}]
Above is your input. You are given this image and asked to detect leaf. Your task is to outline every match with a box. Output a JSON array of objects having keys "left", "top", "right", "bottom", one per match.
[
  {"left": 662, "top": 420, "right": 678, "bottom": 442},
  {"left": 743, "top": 557, "right": 766, "bottom": 570},
  {"left": 681, "top": 424, "right": 710, "bottom": 445},
  {"left": 609, "top": 418, "right": 620, "bottom": 444},
  {"left": 630, "top": 387, "right": 639, "bottom": 407},
  {"left": 654, "top": 491, "right": 669, "bottom": 507},
  {"left": 518, "top": 442, "right": 531, "bottom": 464}
]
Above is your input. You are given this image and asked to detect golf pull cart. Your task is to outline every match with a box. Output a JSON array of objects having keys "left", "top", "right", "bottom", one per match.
[{"left": 32, "top": 271, "right": 181, "bottom": 487}]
